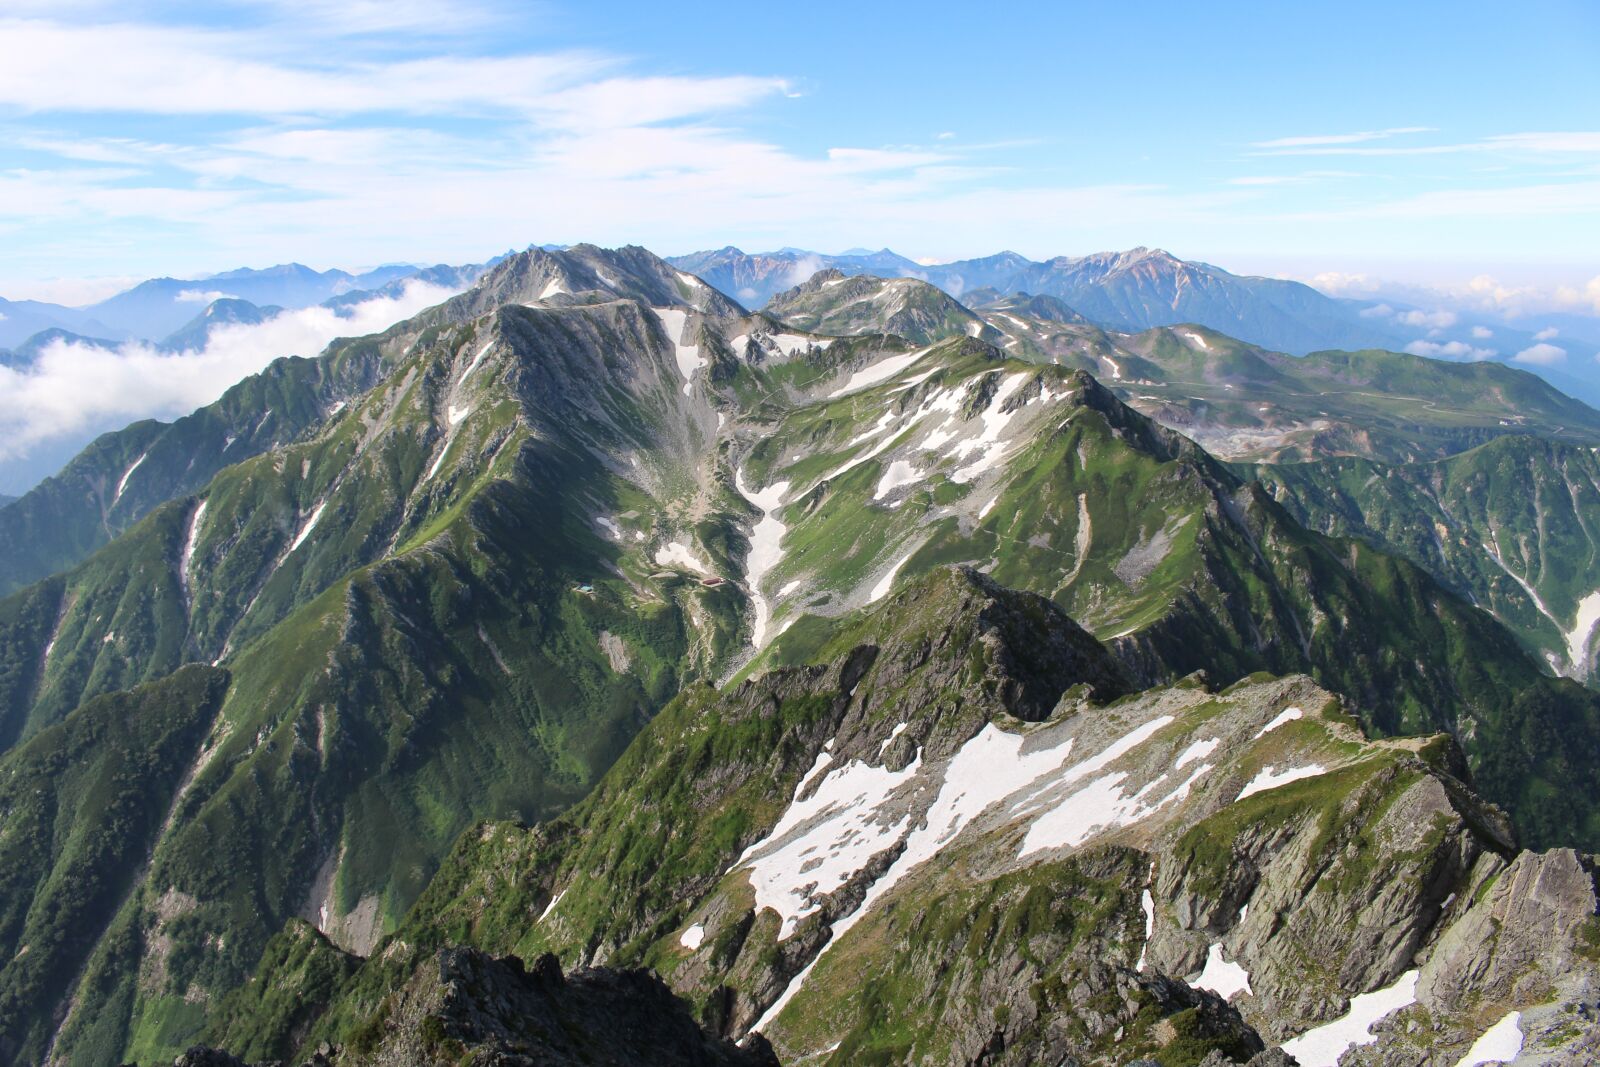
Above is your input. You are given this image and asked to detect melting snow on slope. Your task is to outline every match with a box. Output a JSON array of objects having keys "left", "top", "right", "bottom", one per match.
[
  {"left": 1137, "top": 888, "right": 1155, "bottom": 972},
  {"left": 748, "top": 711, "right": 1203, "bottom": 1034},
  {"left": 946, "top": 373, "right": 1033, "bottom": 483},
  {"left": 827, "top": 346, "right": 933, "bottom": 397},
  {"left": 1452, "top": 1010, "right": 1523, "bottom": 1067},
  {"left": 736, "top": 748, "right": 923, "bottom": 940},
  {"left": 655, "top": 541, "right": 710, "bottom": 575},
  {"left": 424, "top": 442, "right": 452, "bottom": 482},
  {"left": 874, "top": 459, "right": 923, "bottom": 499},
  {"left": 460, "top": 340, "right": 493, "bottom": 383},
  {"left": 1565, "top": 591, "right": 1600, "bottom": 674},
  {"left": 771, "top": 333, "right": 825, "bottom": 356},
  {"left": 736, "top": 469, "right": 790, "bottom": 647},
  {"left": 448, "top": 404, "right": 471, "bottom": 426},
  {"left": 1182, "top": 331, "right": 1211, "bottom": 351},
  {"left": 537, "top": 888, "right": 566, "bottom": 922},
  {"left": 539, "top": 279, "right": 566, "bottom": 299},
  {"left": 595, "top": 516, "right": 623, "bottom": 540},
  {"left": 180, "top": 500, "right": 208, "bottom": 591},
  {"left": 1279, "top": 970, "right": 1419, "bottom": 1067},
  {"left": 867, "top": 543, "right": 920, "bottom": 603},
  {"left": 679, "top": 923, "right": 706, "bottom": 951},
  {"left": 1237, "top": 763, "right": 1328, "bottom": 801},
  {"left": 1253, "top": 706, "right": 1303, "bottom": 739},
  {"left": 114, "top": 451, "right": 148, "bottom": 505},
  {"left": 1175, "top": 737, "right": 1220, "bottom": 768},
  {"left": 288, "top": 501, "right": 327, "bottom": 553},
  {"left": 1192, "top": 942, "right": 1252, "bottom": 1000},
  {"left": 1102, "top": 355, "right": 1123, "bottom": 380},
  {"left": 651, "top": 307, "right": 704, "bottom": 395}
]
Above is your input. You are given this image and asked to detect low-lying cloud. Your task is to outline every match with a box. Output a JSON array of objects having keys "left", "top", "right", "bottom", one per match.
[
  {"left": 0, "top": 278, "right": 457, "bottom": 462},
  {"left": 1404, "top": 339, "right": 1494, "bottom": 360},
  {"left": 1513, "top": 342, "right": 1567, "bottom": 366}
]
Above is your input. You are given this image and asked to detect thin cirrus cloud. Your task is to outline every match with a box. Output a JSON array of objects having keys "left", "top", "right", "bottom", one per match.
[
  {"left": 0, "top": 280, "right": 459, "bottom": 460},
  {"left": 1253, "top": 127, "right": 1435, "bottom": 149},
  {"left": 1252, "top": 128, "right": 1600, "bottom": 158}
]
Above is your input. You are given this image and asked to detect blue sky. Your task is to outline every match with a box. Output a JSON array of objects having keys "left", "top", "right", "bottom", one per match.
[{"left": 2, "top": 0, "right": 1598, "bottom": 305}]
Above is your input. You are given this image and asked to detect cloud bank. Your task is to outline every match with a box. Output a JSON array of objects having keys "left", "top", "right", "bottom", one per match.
[{"left": 0, "top": 279, "right": 457, "bottom": 461}]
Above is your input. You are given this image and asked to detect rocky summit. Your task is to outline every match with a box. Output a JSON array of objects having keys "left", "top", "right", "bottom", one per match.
[{"left": 0, "top": 245, "right": 1597, "bottom": 1067}]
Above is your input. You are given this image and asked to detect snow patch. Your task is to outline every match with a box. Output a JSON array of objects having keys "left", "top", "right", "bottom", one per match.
[
  {"left": 874, "top": 459, "right": 923, "bottom": 499},
  {"left": 1452, "top": 1010, "right": 1523, "bottom": 1067},
  {"left": 652, "top": 307, "right": 704, "bottom": 395},
  {"left": 1237, "top": 763, "right": 1328, "bottom": 801},
  {"left": 827, "top": 346, "right": 933, "bottom": 397},
  {"left": 180, "top": 500, "right": 208, "bottom": 598},
  {"left": 288, "top": 501, "right": 327, "bottom": 554},
  {"left": 1565, "top": 590, "right": 1600, "bottom": 674},
  {"left": 655, "top": 541, "right": 710, "bottom": 575},
  {"left": 1181, "top": 330, "right": 1211, "bottom": 351},
  {"left": 679, "top": 923, "right": 706, "bottom": 951},
  {"left": 1279, "top": 970, "right": 1419, "bottom": 1067},
  {"left": 737, "top": 469, "right": 790, "bottom": 647},
  {"left": 877, "top": 722, "right": 908, "bottom": 757},
  {"left": 1192, "top": 942, "right": 1252, "bottom": 1000},
  {"left": 1137, "top": 888, "right": 1155, "bottom": 972},
  {"left": 459, "top": 340, "right": 493, "bottom": 383},
  {"left": 539, "top": 279, "right": 566, "bottom": 299},
  {"left": 867, "top": 543, "right": 919, "bottom": 603},
  {"left": 945, "top": 372, "right": 1032, "bottom": 483},
  {"left": 537, "top": 889, "right": 566, "bottom": 922},
  {"left": 448, "top": 404, "right": 471, "bottom": 426},
  {"left": 1175, "top": 737, "right": 1220, "bottom": 769},
  {"left": 113, "top": 451, "right": 148, "bottom": 505},
  {"left": 1253, "top": 706, "right": 1303, "bottom": 739},
  {"left": 595, "top": 516, "right": 623, "bottom": 540},
  {"left": 736, "top": 749, "right": 924, "bottom": 940},
  {"left": 424, "top": 443, "right": 452, "bottom": 482}
]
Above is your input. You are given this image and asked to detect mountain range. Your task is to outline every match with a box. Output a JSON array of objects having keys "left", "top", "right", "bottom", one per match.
[
  {"left": 669, "top": 246, "right": 1600, "bottom": 407},
  {"left": 0, "top": 244, "right": 1597, "bottom": 1066},
  {"left": 0, "top": 264, "right": 473, "bottom": 351}
]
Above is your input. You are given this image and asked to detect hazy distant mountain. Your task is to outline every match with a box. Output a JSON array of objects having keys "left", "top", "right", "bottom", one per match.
[
  {"left": 158, "top": 297, "right": 284, "bottom": 351},
  {"left": 0, "top": 297, "right": 127, "bottom": 349},
  {"left": 669, "top": 245, "right": 923, "bottom": 306},
  {"left": 80, "top": 262, "right": 433, "bottom": 341}
]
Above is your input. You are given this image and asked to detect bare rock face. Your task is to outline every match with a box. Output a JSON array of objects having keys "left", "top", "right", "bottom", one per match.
[{"left": 1419, "top": 848, "right": 1598, "bottom": 1012}]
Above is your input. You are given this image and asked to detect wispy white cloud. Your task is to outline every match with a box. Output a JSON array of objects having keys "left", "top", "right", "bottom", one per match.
[
  {"left": 0, "top": 279, "right": 456, "bottom": 458},
  {"left": 1253, "top": 129, "right": 1600, "bottom": 158},
  {"left": 0, "top": 19, "right": 616, "bottom": 116},
  {"left": 1252, "top": 127, "right": 1433, "bottom": 149},
  {"left": 1534, "top": 326, "right": 1559, "bottom": 341},
  {"left": 1226, "top": 170, "right": 1362, "bottom": 186}
]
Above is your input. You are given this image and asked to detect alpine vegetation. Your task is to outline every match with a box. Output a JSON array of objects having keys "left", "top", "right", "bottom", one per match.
[{"left": 0, "top": 243, "right": 1597, "bottom": 1067}]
